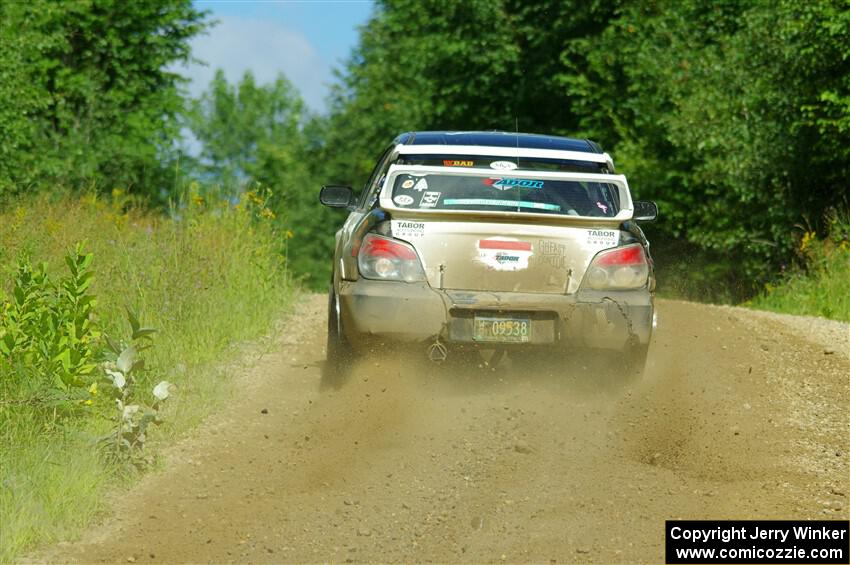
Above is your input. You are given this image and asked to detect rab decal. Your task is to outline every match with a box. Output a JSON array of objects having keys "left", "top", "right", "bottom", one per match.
[
  {"left": 401, "top": 179, "right": 415, "bottom": 189},
  {"left": 414, "top": 178, "right": 429, "bottom": 192},
  {"left": 483, "top": 178, "right": 544, "bottom": 191},
  {"left": 393, "top": 194, "right": 414, "bottom": 206},
  {"left": 443, "top": 159, "right": 473, "bottom": 167},
  {"left": 419, "top": 191, "right": 441, "bottom": 208},
  {"left": 391, "top": 220, "right": 426, "bottom": 239},
  {"left": 476, "top": 239, "right": 533, "bottom": 272},
  {"left": 490, "top": 160, "right": 518, "bottom": 170}
]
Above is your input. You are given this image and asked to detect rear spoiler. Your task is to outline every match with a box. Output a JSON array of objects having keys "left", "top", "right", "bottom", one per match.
[
  {"left": 395, "top": 144, "right": 615, "bottom": 172},
  {"left": 378, "top": 165, "right": 634, "bottom": 225}
]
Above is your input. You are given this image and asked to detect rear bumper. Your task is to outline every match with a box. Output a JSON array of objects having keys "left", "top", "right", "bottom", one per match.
[{"left": 337, "top": 279, "right": 653, "bottom": 352}]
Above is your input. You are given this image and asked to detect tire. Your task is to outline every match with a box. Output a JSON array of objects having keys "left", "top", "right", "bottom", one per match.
[{"left": 322, "top": 289, "right": 354, "bottom": 389}]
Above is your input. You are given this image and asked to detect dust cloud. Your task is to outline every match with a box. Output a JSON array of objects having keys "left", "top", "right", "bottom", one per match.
[{"left": 32, "top": 296, "right": 849, "bottom": 564}]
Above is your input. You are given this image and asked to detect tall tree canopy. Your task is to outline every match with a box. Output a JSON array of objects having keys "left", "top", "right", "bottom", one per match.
[
  {"left": 186, "top": 70, "right": 337, "bottom": 282},
  {"left": 322, "top": 0, "right": 850, "bottom": 291},
  {"left": 0, "top": 0, "right": 207, "bottom": 198}
]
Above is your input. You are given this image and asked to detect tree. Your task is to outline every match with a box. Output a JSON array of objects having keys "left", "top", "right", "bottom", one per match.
[
  {"left": 186, "top": 70, "right": 337, "bottom": 284},
  {"left": 0, "top": 0, "right": 208, "bottom": 199},
  {"left": 322, "top": 0, "right": 849, "bottom": 296},
  {"left": 559, "top": 0, "right": 850, "bottom": 286}
]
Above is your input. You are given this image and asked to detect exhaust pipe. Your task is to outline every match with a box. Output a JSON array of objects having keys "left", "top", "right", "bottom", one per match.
[{"left": 427, "top": 340, "right": 448, "bottom": 363}]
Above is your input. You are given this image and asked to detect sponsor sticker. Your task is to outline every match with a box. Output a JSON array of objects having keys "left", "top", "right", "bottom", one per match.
[
  {"left": 414, "top": 178, "right": 429, "bottom": 192},
  {"left": 443, "top": 198, "right": 560, "bottom": 212},
  {"left": 393, "top": 194, "right": 414, "bottom": 206},
  {"left": 483, "top": 177, "right": 544, "bottom": 191},
  {"left": 419, "top": 191, "right": 441, "bottom": 208},
  {"left": 401, "top": 179, "right": 415, "bottom": 189},
  {"left": 476, "top": 239, "right": 533, "bottom": 271},
  {"left": 443, "top": 159, "right": 473, "bottom": 167},
  {"left": 490, "top": 160, "right": 518, "bottom": 170},
  {"left": 392, "top": 220, "right": 426, "bottom": 239},
  {"left": 587, "top": 229, "right": 618, "bottom": 247},
  {"left": 534, "top": 240, "right": 567, "bottom": 268}
]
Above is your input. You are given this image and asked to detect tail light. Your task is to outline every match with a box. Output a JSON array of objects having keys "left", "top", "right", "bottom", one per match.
[
  {"left": 358, "top": 233, "right": 426, "bottom": 282},
  {"left": 582, "top": 243, "right": 649, "bottom": 290}
]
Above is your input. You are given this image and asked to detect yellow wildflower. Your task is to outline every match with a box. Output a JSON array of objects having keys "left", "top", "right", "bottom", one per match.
[
  {"left": 800, "top": 230, "right": 815, "bottom": 251},
  {"left": 260, "top": 208, "right": 275, "bottom": 220},
  {"left": 89, "top": 382, "right": 98, "bottom": 396},
  {"left": 285, "top": 229, "right": 294, "bottom": 239},
  {"left": 193, "top": 195, "right": 205, "bottom": 206}
]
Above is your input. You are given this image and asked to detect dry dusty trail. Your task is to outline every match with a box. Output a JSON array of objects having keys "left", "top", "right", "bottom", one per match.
[{"left": 29, "top": 296, "right": 849, "bottom": 564}]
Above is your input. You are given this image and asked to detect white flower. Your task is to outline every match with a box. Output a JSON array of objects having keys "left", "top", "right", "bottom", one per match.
[
  {"left": 152, "top": 381, "right": 172, "bottom": 401},
  {"left": 106, "top": 369, "right": 126, "bottom": 390}
]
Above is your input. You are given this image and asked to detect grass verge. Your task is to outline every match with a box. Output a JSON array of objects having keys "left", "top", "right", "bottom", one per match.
[
  {"left": 747, "top": 210, "right": 850, "bottom": 322},
  {"left": 0, "top": 190, "right": 294, "bottom": 562}
]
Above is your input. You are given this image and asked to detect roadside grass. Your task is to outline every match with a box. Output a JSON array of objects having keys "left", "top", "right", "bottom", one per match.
[
  {"left": 0, "top": 190, "right": 295, "bottom": 562},
  {"left": 747, "top": 211, "right": 850, "bottom": 323}
]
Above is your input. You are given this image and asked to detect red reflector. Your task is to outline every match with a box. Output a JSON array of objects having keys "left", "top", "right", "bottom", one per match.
[
  {"left": 596, "top": 245, "right": 645, "bottom": 266},
  {"left": 479, "top": 239, "right": 532, "bottom": 251},
  {"left": 361, "top": 236, "right": 417, "bottom": 260}
]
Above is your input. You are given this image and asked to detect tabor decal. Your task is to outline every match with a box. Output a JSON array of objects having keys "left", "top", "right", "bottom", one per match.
[
  {"left": 476, "top": 239, "right": 533, "bottom": 271},
  {"left": 392, "top": 220, "right": 427, "bottom": 239},
  {"left": 483, "top": 178, "right": 544, "bottom": 191},
  {"left": 587, "top": 229, "right": 618, "bottom": 247}
]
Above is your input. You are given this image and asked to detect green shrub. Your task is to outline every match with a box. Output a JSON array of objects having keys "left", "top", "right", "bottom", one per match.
[
  {"left": 748, "top": 209, "right": 850, "bottom": 322},
  {"left": 0, "top": 190, "right": 294, "bottom": 561}
]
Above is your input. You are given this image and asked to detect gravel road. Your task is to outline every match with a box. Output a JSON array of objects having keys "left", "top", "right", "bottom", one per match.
[{"left": 30, "top": 295, "right": 850, "bottom": 564}]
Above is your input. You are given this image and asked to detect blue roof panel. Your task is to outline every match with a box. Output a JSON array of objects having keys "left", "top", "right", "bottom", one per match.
[{"left": 394, "top": 131, "right": 602, "bottom": 154}]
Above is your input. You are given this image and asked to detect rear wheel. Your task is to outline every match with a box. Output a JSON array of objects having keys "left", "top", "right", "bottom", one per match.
[{"left": 322, "top": 289, "right": 354, "bottom": 389}]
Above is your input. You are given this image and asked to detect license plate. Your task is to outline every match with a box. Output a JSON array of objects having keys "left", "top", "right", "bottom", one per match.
[{"left": 473, "top": 316, "right": 532, "bottom": 343}]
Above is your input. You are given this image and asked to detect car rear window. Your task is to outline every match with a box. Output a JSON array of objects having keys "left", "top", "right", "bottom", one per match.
[{"left": 389, "top": 172, "right": 620, "bottom": 217}]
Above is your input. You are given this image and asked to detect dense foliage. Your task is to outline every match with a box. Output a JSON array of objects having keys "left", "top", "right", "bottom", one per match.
[
  {"left": 1, "top": 0, "right": 847, "bottom": 291},
  {"left": 322, "top": 0, "right": 850, "bottom": 295},
  {"left": 184, "top": 70, "right": 337, "bottom": 281},
  {"left": 0, "top": 193, "right": 293, "bottom": 561},
  {"left": 0, "top": 0, "right": 207, "bottom": 199}
]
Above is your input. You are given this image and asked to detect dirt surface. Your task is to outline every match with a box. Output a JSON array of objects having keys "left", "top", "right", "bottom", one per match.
[{"left": 29, "top": 296, "right": 850, "bottom": 564}]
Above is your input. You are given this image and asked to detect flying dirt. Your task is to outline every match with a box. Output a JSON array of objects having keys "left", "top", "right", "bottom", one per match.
[{"left": 28, "top": 295, "right": 849, "bottom": 564}]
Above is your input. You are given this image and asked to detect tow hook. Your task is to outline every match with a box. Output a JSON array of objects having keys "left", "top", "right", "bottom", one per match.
[{"left": 427, "top": 339, "right": 448, "bottom": 363}]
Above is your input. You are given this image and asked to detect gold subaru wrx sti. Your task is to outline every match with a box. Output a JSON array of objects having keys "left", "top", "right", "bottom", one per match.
[{"left": 320, "top": 132, "right": 657, "bottom": 384}]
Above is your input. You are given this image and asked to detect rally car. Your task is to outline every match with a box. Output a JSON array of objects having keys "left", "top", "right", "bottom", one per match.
[{"left": 319, "top": 131, "right": 658, "bottom": 383}]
